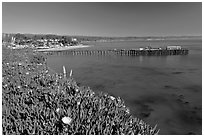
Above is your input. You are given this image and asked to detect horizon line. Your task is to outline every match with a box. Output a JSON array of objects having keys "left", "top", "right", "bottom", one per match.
[{"left": 2, "top": 32, "right": 202, "bottom": 38}]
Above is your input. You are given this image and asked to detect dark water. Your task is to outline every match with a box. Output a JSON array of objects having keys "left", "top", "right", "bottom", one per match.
[{"left": 47, "top": 39, "right": 202, "bottom": 135}]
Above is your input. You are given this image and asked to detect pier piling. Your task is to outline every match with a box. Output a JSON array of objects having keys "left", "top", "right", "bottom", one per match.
[{"left": 43, "top": 49, "right": 189, "bottom": 57}]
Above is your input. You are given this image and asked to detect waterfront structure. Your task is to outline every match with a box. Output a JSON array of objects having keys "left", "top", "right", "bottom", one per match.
[
  {"left": 72, "top": 38, "right": 77, "bottom": 41},
  {"left": 43, "top": 48, "right": 189, "bottom": 56},
  {"left": 139, "top": 47, "right": 145, "bottom": 50},
  {"left": 167, "top": 46, "right": 182, "bottom": 50}
]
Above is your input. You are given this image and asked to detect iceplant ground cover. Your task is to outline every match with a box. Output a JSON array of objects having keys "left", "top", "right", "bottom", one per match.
[{"left": 2, "top": 48, "right": 159, "bottom": 135}]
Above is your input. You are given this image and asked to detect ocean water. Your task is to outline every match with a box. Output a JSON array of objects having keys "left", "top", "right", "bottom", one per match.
[{"left": 47, "top": 39, "right": 202, "bottom": 135}]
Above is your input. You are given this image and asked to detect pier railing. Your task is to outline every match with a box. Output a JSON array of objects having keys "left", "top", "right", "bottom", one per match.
[{"left": 41, "top": 49, "right": 189, "bottom": 56}]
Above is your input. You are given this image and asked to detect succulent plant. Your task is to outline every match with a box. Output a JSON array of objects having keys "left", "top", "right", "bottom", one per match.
[{"left": 2, "top": 48, "right": 159, "bottom": 135}]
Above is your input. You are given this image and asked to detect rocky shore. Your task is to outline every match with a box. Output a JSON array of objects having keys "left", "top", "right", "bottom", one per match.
[{"left": 2, "top": 47, "right": 159, "bottom": 135}]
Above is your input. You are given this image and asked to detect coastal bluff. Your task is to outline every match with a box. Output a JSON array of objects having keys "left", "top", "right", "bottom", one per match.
[{"left": 2, "top": 48, "right": 159, "bottom": 135}]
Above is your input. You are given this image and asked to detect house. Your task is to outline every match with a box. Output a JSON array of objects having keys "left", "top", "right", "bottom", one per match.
[
  {"left": 72, "top": 38, "right": 77, "bottom": 41},
  {"left": 139, "top": 47, "right": 144, "bottom": 50},
  {"left": 60, "top": 43, "right": 64, "bottom": 47},
  {"left": 167, "top": 46, "right": 182, "bottom": 50},
  {"left": 145, "top": 46, "right": 152, "bottom": 50}
]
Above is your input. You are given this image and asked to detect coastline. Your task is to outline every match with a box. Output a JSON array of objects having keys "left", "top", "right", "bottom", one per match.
[
  {"left": 37, "top": 44, "right": 92, "bottom": 52},
  {"left": 2, "top": 47, "right": 159, "bottom": 135}
]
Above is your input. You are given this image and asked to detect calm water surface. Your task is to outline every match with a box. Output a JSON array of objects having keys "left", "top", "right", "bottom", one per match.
[{"left": 47, "top": 40, "right": 202, "bottom": 135}]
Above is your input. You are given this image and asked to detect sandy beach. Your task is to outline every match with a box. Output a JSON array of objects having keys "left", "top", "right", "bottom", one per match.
[{"left": 37, "top": 44, "right": 92, "bottom": 52}]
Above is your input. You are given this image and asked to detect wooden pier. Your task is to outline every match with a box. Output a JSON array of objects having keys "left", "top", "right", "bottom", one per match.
[{"left": 41, "top": 49, "right": 189, "bottom": 56}]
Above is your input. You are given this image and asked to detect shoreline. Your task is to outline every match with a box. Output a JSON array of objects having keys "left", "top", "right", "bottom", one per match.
[
  {"left": 37, "top": 44, "right": 92, "bottom": 52},
  {"left": 2, "top": 47, "right": 159, "bottom": 135}
]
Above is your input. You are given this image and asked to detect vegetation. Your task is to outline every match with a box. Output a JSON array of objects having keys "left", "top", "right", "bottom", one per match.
[{"left": 2, "top": 47, "right": 159, "bottom": 135}]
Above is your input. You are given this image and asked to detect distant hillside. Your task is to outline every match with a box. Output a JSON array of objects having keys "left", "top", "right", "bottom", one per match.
[{"left": 2, "top": 33, "right": 201, "bottom": 42}]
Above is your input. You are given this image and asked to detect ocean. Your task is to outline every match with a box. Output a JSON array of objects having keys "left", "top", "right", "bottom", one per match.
[{"left": 47, "top": 39, "right": 202, "bottom": 135}]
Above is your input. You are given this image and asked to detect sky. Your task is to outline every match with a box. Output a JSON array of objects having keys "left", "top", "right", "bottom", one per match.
[{"left": 2, "top": 2, "right": 202, "bottom": 37}]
